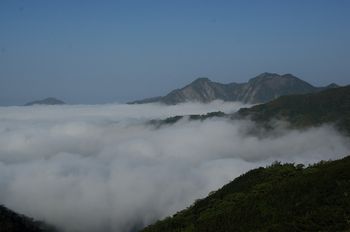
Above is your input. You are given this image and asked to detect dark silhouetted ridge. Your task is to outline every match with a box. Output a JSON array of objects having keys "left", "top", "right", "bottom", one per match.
[{"left": 0, "top": 205, "right": 58, "bottom": 232}]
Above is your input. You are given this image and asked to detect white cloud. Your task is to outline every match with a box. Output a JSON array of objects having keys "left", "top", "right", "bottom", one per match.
[{"left": 0, "top": 102, "right": 349, "bottom": 232}]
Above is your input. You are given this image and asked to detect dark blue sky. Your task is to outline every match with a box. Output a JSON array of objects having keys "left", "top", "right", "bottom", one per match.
[{"left": 0, "top": 0, "right": 349, "bottom": 105}]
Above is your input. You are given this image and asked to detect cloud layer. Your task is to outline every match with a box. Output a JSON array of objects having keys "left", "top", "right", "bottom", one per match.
[{"left": 0, "top": 101, "right": 349, "bottom": 232}]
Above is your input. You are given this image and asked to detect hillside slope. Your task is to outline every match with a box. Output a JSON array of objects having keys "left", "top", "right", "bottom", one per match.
[
  {"left": 0, "top": 205, "right": 57, "bottom": 232},
  {"left": 141, "top": 156, "right": 350, "bottom": 232},
  {"left": 237, "top": 85, "right": 350, "bottom": 133}
]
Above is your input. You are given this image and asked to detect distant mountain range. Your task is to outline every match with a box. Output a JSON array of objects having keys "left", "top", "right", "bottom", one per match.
[
  {"left": 24, "top": 97, "right": 65, "bottom": 106},
  {"left": 141, "top": 156, "right": 350, "bottom": 232},
  {"left": 151, "top": 85, "right": 350, "bottom": 134},
  {"left": 130, "top": 72, "right": 338, "bottom": 104}
]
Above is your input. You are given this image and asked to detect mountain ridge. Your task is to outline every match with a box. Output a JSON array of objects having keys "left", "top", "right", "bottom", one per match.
[
  {"left": 130, "top": 73, "right": 338, "bottom": 104},
  {"left": 150, "top": 85, "right": 350, "bottom": 134},
  {"left": 236, "top": 84, "right": 350, "bottom": 134}
]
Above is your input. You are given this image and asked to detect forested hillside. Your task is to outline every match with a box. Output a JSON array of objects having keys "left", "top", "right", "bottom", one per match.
[
  {"left": 141, "top": 156, "right": 350, "bottom": 232},
  {"left": 0, "top": 205, "right": 57, "bottom": 232}
]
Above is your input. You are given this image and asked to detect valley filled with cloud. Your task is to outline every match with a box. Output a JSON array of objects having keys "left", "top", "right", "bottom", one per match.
[{"left": 0, "top": 101, "right": 349, "bottom": 232}]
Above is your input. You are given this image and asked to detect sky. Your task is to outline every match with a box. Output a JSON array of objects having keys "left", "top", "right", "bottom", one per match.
[{"left": 0, "top": 0, "right": 349, "bottom": 105}]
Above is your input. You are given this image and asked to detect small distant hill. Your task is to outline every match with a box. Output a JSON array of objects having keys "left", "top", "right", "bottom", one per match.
[
  {"left": 0, "top": 205, "right": 57, "bottom": 232},
  {"left": 141, "top": 155, "right": 350, "bottom": 232},
  {"left": 24, "top": 97, "right": 65, "bottom": 106},
  {"left": 130, "top": 73, "right": 338, "bottom": 104}
]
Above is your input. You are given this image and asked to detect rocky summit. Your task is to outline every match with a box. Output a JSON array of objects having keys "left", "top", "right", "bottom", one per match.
[{"left": 130, "top": 73, "right": 338, "bottom": 105}]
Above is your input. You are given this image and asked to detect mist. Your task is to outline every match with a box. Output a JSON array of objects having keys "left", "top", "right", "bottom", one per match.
[{"left": 0, "top": 101, "right": 349, "bottom": 232}]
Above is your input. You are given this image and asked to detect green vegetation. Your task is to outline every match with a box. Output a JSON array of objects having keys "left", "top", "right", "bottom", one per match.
[
  {"left": 141, "top": 156, "right": 350, "bottom": 232},
  {"left": 0, "top": 205, "right": 58, "bottom": 232},
  {"left": 237, "top": 85, "right": 350, "bottom": 134}
]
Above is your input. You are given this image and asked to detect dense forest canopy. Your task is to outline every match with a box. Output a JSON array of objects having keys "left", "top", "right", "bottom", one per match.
[{"left": 141, "top": 156, "right": 350, "bottom": 232}]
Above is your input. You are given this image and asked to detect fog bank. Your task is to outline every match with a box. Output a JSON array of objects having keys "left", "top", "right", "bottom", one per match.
[{"left": 0, "top": 102, "right": 349, "bottom": 232}]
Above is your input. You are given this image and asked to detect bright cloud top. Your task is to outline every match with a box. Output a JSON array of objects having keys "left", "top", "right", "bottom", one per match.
[{"left": 0, "top": 102, "right": 349, "bottom": 232}]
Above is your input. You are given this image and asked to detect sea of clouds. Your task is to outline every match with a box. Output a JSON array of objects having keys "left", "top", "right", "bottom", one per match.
[{"left": 0, "top": 101, "right": 349, "bottom": 232}]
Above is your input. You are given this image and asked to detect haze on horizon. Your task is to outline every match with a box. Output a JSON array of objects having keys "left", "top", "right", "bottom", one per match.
[{"left": 1, "top": 0, "right": 350, "bottom": 105}]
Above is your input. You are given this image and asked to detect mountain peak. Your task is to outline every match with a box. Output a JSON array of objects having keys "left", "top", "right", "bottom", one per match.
[
  {"left": 281, "top": 73, "right": 298, "bottom": 78},
  {"left": 248, "top": 73, "right": 303, "bottom": 85},
  {"left": 130, "top": 73, "right": 330, "bottom": 104},
  {"left": 258, "top": 72, "right": 279, "bottom": 77},
  {"left": 249, "top": 72, "right": 280, "bottom": 83},
  {"left": 327, "top": 83, "right": 339, "bottom": 88},
  {"left": 191, "top": 77, "right": 211, "bottom": 84}
]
